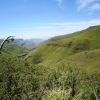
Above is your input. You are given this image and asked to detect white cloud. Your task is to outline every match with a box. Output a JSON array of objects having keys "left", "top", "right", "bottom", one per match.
[
  {"left": 34, "top": 26, "right": 52, "bottom": 29},
  {"left": 10, "top": 19, "right": 100, "bottom": 39},
  {"left": 21, "top": 28, "right": 30, "bottom": 31},
  {"left": 12, "top": 27, "right": 30, "bottom": 31},
  {"left": 51, "top": 19, "right": 100, "bottom": 26},
  {"left": 76, "top": 0, "right": 95, "bottom": 11},
  {"left": 51, "top": 19, "right": 100, "bottom": 34},
  {"left": 88, "top": 3, "right": 100, "bottom": 10},
  {"left": 56, "top": 0, "right": 63, "bottom": 6}
]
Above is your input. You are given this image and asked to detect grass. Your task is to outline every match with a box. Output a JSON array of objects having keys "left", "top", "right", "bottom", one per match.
[
  {"left": 1, "top": 43, "right": 29, "bottom": 57},
  {"left": 26, "top": 25, "right": 100, "bottom": 74}
]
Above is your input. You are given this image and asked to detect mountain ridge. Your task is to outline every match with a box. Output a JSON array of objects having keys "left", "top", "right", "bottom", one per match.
[
  {"left": 25, "top": 25, "right": 100, "bottom": 73},
  {"left": 12, "top": 38, "right": 45, "bottom": 50}
]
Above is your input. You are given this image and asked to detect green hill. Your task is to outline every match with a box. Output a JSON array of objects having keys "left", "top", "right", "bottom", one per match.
[
  {"left": 24, "top": 25, "right": 100, "bottom": 99},
  {"left": 0, "top": 40, "right": 29, "bottom": 57},
  {"left": 26, "top": 25, "right": 100, "bottom": 73}
]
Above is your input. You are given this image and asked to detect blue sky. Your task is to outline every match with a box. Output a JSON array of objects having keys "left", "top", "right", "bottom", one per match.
[{"left": 0, "top": 0, "right": 100, "bottom": 39}]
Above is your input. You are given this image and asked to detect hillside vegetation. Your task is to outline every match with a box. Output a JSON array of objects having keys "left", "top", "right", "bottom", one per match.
[
  {"left": 0, "top": 39, "right": 29, "bottom": 57},
  {"left": 26, "top": 25, "right": 100, "bottom": 73}
]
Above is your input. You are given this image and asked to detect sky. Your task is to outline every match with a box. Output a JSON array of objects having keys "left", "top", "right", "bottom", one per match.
[{"left": 0, "top": 0, "right": 100, "bottom": 39}]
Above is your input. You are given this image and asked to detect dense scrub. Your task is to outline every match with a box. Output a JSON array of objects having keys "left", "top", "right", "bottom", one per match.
[
  {"left": 0, "top": 54, "right": 40, "bottom": 100},
  {"left": 0, "top": 54, "right": 100, "bottom": 100},
  {"left": 42, "top": 65, "right": 100, "bottom": 100}
]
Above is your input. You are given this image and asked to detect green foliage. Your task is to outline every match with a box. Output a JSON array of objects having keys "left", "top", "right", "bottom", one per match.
[
  {"left": 0, "top": 54, "right": 40, "bottom": 100},
  {"left": 1, "top": 43, "right": 29, "bottom": 57},
  {"left": 32, "top": 54, "right": 43, "bottom": 64},
  {"left": 0, "top": 54, "right": 100, "bottom": 100},
  {"left": 42, "top": 65, "right": 100, "bottom": 100}
]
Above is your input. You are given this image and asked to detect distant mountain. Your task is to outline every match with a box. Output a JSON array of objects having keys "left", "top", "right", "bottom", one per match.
[
  {"left": 12, "top": 38, "right": 45, "bottom": 50},
  {"left": 26, "top": 38, "right": 44, "bottom": 44}
]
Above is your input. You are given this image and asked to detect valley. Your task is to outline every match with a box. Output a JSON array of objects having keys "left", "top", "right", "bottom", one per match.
[{"left": 0, "top": 25, "right": 100, "bottom": 100}]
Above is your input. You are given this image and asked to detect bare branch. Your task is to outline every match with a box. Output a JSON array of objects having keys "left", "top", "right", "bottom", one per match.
[{"left": 0, "top": 36, "right": 15, "bottom": 54}]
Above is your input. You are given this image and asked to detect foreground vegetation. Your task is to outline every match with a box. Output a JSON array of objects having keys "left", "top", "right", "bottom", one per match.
[{"left": 0, "top": 54, "right": 100, "bottom": 100}]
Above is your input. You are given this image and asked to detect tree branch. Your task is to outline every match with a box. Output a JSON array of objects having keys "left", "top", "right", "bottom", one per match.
[{"left": 0, "top": 36, "right": 14, "bottom": 54}]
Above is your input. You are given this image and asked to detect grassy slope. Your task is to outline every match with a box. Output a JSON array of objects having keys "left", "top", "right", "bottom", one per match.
[
  {"left": 1, "top": 43, "right": 29, "bottom": 57},
  {"left": 26, "top": 25, "right": 100, "bottom": 73}
]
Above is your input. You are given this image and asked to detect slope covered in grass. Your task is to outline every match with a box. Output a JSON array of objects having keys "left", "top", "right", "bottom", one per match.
[
  {"left": 0, "top": 41, "right": 29, "bottom": 57},
  {"left": 26, "top": 25, "right": 100, "bottom": 72}
]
